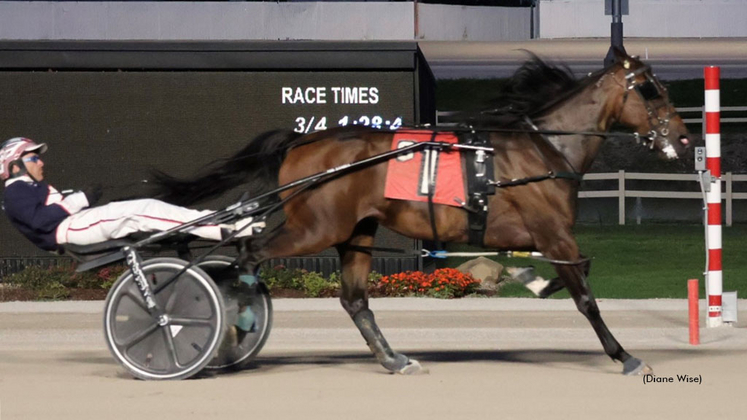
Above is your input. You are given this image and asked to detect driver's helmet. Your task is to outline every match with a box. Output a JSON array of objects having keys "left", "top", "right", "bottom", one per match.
[{"left": 0, "top": 137, "right": 48, "bottom": 181}]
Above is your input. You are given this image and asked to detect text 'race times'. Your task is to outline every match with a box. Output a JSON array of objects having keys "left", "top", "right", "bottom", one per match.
[
  {"left": 282, "top": 86, "right": 404, "bottom": 133},
  {"left": 282, "top": 86, "right": 378, "bottom": 104}
]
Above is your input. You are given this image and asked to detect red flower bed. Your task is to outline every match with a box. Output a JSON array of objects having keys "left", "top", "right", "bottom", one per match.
[{"left": 376, "top": 268, "right": 480, "bottom": 298}]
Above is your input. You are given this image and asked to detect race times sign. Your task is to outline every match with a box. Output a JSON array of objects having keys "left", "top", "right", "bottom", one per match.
[
  {"left": 245, "top": 72, "right": 413, "bottom": 134},
  {"left": 280, "top": 84, "right": 405, "bottom": 132}
]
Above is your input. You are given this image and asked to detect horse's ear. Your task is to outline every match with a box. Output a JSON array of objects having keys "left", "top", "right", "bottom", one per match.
[
  {"left": 610, "top": 47, "right": 634, "bottom": 69},
  {"left": 612, "top": 46, "right": 629, "bottom": 63}
]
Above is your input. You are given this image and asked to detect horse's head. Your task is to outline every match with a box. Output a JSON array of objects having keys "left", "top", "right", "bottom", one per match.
[{"left": 608, "top": 49, "right": 690, "bottom": 160}]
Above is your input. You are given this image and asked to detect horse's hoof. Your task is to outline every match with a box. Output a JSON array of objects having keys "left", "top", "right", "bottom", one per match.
[
  {"left": 622, "top": 357, "right": 652, "bottom": 376},
  {"left": 397, "top": 359, "right": 429, "bottom": 375}
]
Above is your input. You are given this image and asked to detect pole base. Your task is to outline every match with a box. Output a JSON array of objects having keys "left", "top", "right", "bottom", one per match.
[{"left": 707, "top": 316, "right": 724, "bottom": 328}]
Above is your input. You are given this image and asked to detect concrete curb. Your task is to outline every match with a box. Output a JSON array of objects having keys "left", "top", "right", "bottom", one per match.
[{"left": 2, "top": 297, "right": 743, "bottom": 313}]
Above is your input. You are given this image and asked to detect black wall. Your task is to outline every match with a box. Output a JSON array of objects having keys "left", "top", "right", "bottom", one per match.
[{"left": 0, "top": 41, "right": 436, "bottom": 273}]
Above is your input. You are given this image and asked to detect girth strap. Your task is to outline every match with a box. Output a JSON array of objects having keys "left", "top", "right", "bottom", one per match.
[{"left": 426, "top": 131, "right": 442, "bottom": 250}]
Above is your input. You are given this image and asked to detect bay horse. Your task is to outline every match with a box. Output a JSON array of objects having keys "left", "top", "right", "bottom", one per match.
[{"left": 153, "top": 49, "right": 689, "bottom": 376}]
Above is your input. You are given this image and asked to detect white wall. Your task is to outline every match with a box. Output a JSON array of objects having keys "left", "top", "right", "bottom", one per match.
[
  {"left": 0, "top": 2, "right": 414, "bottom": 41},
  {"left": 0, "top": 1, "right": 531, "bottom": 41},
  {"left": 4, "top": 1, "right": 742, "bottom": 41},
  {"left": 539, "top": 0, "right": 747, "bottom": 38},
  {"left": 418, "top": 4, "right": 531, "bottom": 41}
]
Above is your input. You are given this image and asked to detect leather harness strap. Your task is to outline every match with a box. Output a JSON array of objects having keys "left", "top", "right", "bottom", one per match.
[
  {"left": 426, "top": 131, "right": 442, "bottom": 250},
  {"left": 460, "top": 131, "right": 495, "bottom": 248}
]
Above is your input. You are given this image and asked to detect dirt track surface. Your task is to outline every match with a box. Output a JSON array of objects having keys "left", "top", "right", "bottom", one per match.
[{"left": 1, "top": 298, "right": 746, "bottom": 420}]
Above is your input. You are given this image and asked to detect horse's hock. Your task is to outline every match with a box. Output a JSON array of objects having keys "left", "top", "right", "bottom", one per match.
[{"left": 456, "top": 257, "right": 504, "bottom": 292}]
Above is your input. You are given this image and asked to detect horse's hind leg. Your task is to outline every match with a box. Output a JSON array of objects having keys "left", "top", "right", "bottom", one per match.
[
  {"left": 231, "top": 225, "right": 330, "bottom": 337},
  {"left": 337, "top": 219, "right": 427, "bottom": 375},
  {"left": 541, "top": 236, "right": 651, "bottom": 376}
]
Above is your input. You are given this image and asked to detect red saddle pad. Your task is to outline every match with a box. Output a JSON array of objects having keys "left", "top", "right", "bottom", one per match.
[{"left": 384, "top": 130, "right": 465, "bottom": 207}]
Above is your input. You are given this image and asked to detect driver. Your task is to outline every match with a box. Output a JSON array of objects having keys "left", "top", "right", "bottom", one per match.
[{"left": 1, "top": 137, "right": 258, "bottom": 252}]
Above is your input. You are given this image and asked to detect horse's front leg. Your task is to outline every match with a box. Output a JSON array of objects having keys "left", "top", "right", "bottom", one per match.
[
  {"left": 539, "top": 233, "right": 652, "bottom": 376},
  {"left": 337, "top": 219, "right": 427, "bottom": 375}
]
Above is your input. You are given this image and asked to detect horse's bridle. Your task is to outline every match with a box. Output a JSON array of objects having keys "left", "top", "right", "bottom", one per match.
[{"left": 621, "top": 63, "right": 673, "bottom": 149}]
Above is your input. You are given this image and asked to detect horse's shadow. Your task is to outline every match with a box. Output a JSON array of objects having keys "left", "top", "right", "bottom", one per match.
[
  {"left": 59, "top": 347, "right": 745, "bottom": 380},
  {"left": 209, "top": 347, "right": 739, "bottom": 378}
]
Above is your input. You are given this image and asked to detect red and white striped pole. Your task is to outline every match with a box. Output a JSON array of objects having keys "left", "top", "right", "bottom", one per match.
[{"left": 704, "top": 66, "right": 723, "bottom": 328}]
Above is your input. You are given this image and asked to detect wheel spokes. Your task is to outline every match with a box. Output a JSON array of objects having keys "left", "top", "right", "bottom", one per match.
[
  {"left": 119, "top": 322, "right": 159, "bottom": 349},
  {"left": 169, "top": 317, "right": 214, "bottom": 327},
  {"left": 161, "top": 326, "right": 182, "bottom": 370},
  {"left": 123, "top": 290, "right": 150, "bottom": 313}
]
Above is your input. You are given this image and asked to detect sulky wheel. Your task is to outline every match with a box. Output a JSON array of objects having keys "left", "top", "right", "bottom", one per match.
[
  {"left": 103, "top": 257, "right": 226, "bottom": 380},
  {"left": 196, "top": 256, "right": 273, "bottom": 371}
]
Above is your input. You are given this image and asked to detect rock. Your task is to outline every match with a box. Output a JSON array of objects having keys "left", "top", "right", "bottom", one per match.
[{"left": 455, "top": 257, "right": 504, "bottom": 291}]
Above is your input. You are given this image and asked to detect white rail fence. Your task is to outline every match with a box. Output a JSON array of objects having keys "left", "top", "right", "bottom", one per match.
[
  {"left": 580, "top": 171, "right": 747, "bottom": 226},
  {"left": 678, "top": 106, "right": 747, "bottom": 128}
]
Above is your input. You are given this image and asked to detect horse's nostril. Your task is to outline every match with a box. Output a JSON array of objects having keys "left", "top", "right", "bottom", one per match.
[{"left": 679, "top": 136, "right": 690, "bottom": 146}]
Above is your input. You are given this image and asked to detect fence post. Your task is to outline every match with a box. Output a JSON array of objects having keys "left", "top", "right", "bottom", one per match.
[
  {"left": 701, "top": 106, "right": 706, "bottom": 139},
  {"left": 618, "top": 169, "right": 625, "bottom": 225},
  {"left": 726, "top": 172, "right": 732, "bottom": 227}
]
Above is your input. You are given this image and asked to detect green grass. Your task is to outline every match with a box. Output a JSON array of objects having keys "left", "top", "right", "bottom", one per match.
[{"left": 438, "top": 224, "right": 747, "bottom": 299}]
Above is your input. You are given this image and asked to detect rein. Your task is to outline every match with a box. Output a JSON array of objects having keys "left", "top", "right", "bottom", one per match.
[
  {"left": 398, "top": 126, "right": 654, "bottom": 142},
  {"left": 177, "top": 125, "right": 657, "bottom": 171},
  {"left": 53, "top": 180, "right": 149, "bottom": 196},
  {"left": 56, "top": 120, "right": 640, "bottom": 197}
]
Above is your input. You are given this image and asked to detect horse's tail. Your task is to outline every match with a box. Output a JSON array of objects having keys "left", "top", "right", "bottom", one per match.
[{"left": 150, "top": 129, "right": 303, "bottom": 206}]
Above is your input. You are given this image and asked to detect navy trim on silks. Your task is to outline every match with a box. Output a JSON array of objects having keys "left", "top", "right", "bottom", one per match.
[{"left": 2, "top": 178, "right": 69, "bottom": 251}]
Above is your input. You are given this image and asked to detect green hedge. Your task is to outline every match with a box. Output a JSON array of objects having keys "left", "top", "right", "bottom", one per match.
[{"left": 2, "top": 264, "right": 126, "bottom": 300}]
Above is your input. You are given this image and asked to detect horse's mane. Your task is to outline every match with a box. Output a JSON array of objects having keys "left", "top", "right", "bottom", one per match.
[
  {"left": 456, "top": 55, "right": 604, "bottom": 128},
  {"left": 149, "top": 126, "right": 382, "bottom": 206},
  {"left": 150, "top": 129, "right": 304, "bottom": 205}
]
